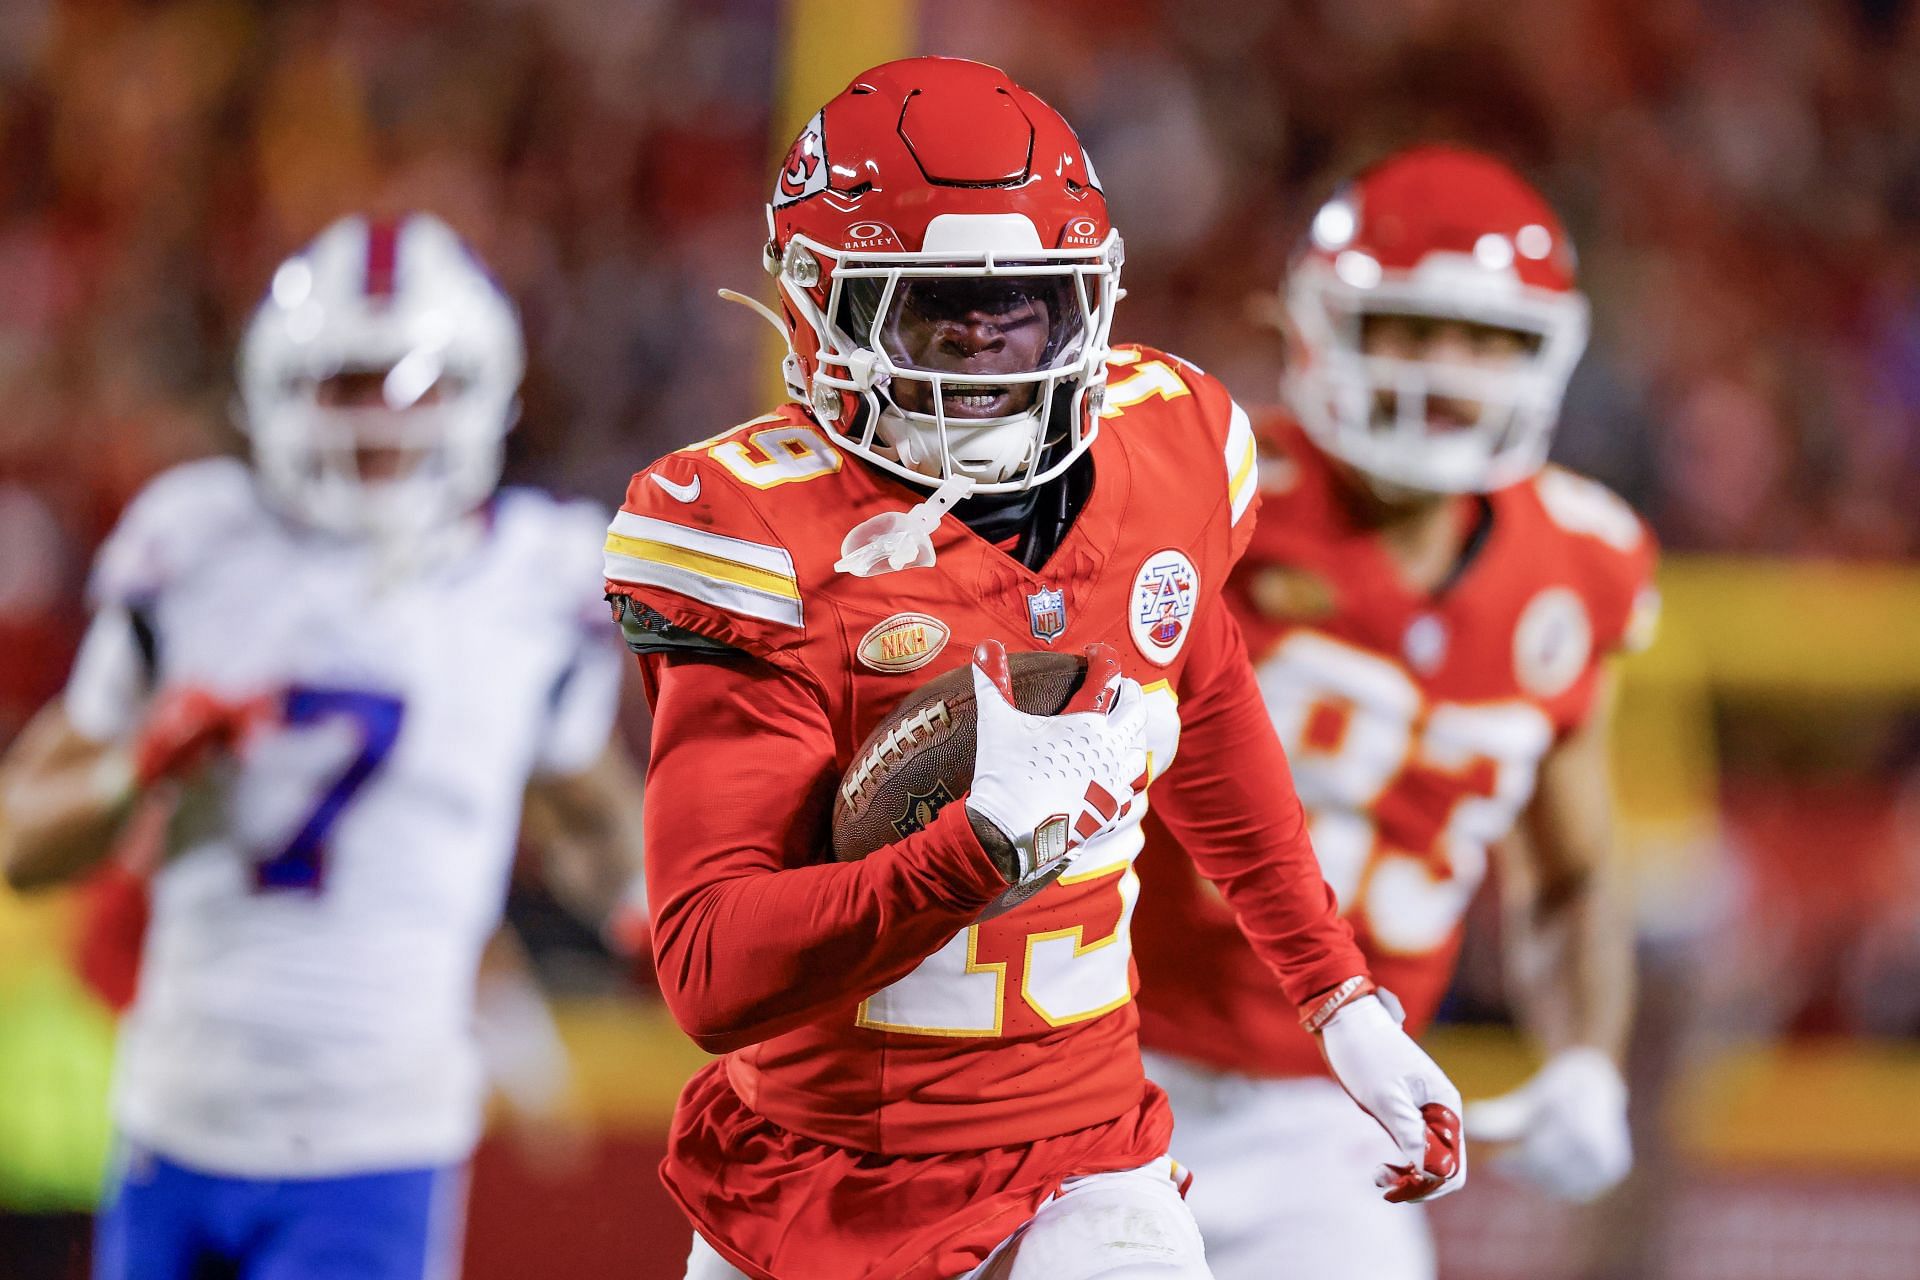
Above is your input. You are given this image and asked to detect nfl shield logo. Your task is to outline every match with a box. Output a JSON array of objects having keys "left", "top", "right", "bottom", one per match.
[
  {"left": 1027, "top": 586, "right": 1067, "bottom": 642},
  {"left": 892, "top": 780, "right": 958, "bottom": 841}
]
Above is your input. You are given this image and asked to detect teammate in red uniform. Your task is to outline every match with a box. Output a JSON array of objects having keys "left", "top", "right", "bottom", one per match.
[
  {"left": 1131, "top": 146, "right": 1659, "bottom": 1279},
  {"left": 605, "top": 60, "right": 1466, "bottom": 1280}
]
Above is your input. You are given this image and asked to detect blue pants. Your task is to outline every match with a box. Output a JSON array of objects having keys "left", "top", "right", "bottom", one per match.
[{"left": 93, "top": 1145, "right": 466, "bottom": 1280}]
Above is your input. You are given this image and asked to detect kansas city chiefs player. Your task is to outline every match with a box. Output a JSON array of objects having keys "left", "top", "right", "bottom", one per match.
[
  {"left": 606, "top": 59, "right": 1465, "bottom": 1280},
  {"left": 1132, "top": 146, "right": 1660, "bottom": 1279}
]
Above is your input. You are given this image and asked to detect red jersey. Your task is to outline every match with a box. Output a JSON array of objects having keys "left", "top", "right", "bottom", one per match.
[
  {"left": 605, "top": 352, "right": 1366, "bottom": 1280},
  {"left": 1133, "top": 414, "right": 1659, "bottom": 1079}
]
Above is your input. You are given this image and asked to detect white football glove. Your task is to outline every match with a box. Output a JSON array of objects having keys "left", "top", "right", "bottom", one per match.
[
  {"left": 965, "top": 639, "right": 1147, "bottom": 917},
  {"left": 1317, "top": 989, "right": 1467, "bottom": 1203},
  {"left": 1464, "top": 1047, "right": 1631, "bottom": 1203}
]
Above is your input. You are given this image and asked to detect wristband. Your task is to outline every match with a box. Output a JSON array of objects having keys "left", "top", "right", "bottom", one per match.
[{"left": 1300, "top": 975, "right": 1378, "bottom": 1034}]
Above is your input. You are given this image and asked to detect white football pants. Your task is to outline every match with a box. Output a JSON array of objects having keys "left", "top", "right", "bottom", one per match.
[
  {"left": 1143, "top": 1051, "right": 1435, "bottom": 1280},
  {"left": 682, "top": 1156, "right": 1210, "bottom": 1280}
]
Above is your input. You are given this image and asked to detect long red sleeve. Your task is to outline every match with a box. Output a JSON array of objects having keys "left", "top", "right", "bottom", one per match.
[
  {"left": 640, "top": 651, "right": 1007, "bottom": 1054},
  {"left": 1154, "top": 600, "right": 1369, "bottom": 1007}
]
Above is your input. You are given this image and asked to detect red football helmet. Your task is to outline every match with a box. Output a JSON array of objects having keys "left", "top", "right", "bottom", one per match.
[
  {"left": 762, "top": 57, "right": 1122, "bottom": 493},
  {"left": 1284, "top": 145, "right": 1590, "bottom": 494}
]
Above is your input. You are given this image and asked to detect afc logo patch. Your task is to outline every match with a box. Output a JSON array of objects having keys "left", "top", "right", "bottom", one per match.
[
  {"left": 1130, "top": 549, "right": 1199, "bottom": 665},
  {"left": 1028, "top": 585, "right": 1068, "bottom": 643}
]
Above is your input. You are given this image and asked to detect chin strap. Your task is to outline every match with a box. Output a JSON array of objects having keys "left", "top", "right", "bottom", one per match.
[{"left": 835, "top": 473, "right": 976, "bottom": 577}]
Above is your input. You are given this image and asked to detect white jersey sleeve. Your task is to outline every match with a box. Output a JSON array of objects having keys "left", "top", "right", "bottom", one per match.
[
  {"left": 532, "top": 633, "right": 624, "bottom": 777},
  {"left": 64, "top": 457, "right": 260, "bottom": 742},
  {"left": 499, "top": 490, "right": 625, "bottom": 778},
  {"left": 65, "top": 607, "right": 151, "bottom": 742}
]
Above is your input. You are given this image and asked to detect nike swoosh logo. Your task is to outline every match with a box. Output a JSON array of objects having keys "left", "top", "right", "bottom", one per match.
[{"left": 650, "top": 472, "right": 701, "bottom": 503}]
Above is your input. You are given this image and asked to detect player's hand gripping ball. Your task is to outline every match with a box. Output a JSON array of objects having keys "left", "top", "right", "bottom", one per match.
[{"left": 831, "top": 641, "right": 1148, "bottom": 918}]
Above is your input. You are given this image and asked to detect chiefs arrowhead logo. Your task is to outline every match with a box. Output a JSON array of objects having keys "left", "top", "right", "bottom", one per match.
[
  {"left": 777, "top": 139, "right": 817, "bottom": 196},
  {"left": 774, "top": 111, "right": 829, "bottom": 207}
]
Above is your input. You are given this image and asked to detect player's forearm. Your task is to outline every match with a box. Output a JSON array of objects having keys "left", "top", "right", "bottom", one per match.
[
  {"left": 523, "top": 744, "right": 650, "bottom": 928},
  {"left": 1503, "top": 672, "right": 1635, "bottom": 1060},
  {"left": 1502, "top": 849, "right": 1634, "bottom": 1060},
  {"left": 650, "top": 800, "right": 1005, "bottom": 1052},
  {"left": 1156, "top": 606, "right": 1369, "bottom": 1006},
  {"left": 639, "top": 649, "right": 1006, "bottom": 1049},
  {"left": 0, "top": 707, "right": 139, "bottom": 891},
  {"left": 2, "top": 756, "right": 137, "bottom": 891},
  {"left": 1173, "top": 785, "right": 1366, "bottom": 1008}
]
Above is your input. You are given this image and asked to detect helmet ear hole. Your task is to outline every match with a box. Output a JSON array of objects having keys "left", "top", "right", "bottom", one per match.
[{"left": 781, "top": 352, "right": 808, "bottom": 402}]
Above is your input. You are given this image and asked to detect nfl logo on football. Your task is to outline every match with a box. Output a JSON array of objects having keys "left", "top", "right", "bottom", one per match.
[{"left": 1027, "top": 586, "right": 1067, "bottom": 642}]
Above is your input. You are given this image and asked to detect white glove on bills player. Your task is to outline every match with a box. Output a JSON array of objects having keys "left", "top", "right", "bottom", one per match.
[
  {"left": 964, "top": 639, "right": 1147, "bottom": 914},
  {"left": 1465, "top": 1046, "right": 1631, "bottom": 1202}
]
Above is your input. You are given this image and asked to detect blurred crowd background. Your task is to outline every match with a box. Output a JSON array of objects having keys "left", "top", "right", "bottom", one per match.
[
  {"left": 5, "top": 0, "right": 1920, "bottom": 728},
  {"left": 1, "top": 1, "right": 1917, "bottom": 1278}
]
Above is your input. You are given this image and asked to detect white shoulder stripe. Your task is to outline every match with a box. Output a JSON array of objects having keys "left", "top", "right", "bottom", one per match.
[
  {"left": 603, "top": 552, "right": 803, "bottom": 628},
  {"left": 609, "top": 510, "right": 795, "bottom": 578},
  {"left": 604, "top": 508, "right": 802, "bottom": 629},
  {"left": 1225, "top": 400, "right": 1258, "bottom": 525}
]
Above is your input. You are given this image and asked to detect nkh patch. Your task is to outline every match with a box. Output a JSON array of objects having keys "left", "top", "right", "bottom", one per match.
[
  {"left": 1027, "top": 585, "right": 1067, "bottom": 643},
  {"left": 1130, "top": 549, "right": 1199, "bottom": 665},
  {"left": 857, "top": 612, "right": 949, "bottom": 674}
]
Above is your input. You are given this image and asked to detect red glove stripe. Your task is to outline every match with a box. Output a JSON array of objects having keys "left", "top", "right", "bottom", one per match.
[
  {"left": 1064, "top": 642, "right": 1124, "bottom": 714},
  {"left": 1420, "top": 1102, "right": 1462, "bottom": 1181},
  {"left": 971, "top": 639, "right": 1017, "bottom": 702},
  {"left": 1380, "top": 1103, "right": 1463, "bottom": 1203}
]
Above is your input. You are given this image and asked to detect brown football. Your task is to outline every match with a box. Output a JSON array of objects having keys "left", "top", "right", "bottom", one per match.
[{"left": 831, "top": 650, "right": 1088, "bottom": 864}]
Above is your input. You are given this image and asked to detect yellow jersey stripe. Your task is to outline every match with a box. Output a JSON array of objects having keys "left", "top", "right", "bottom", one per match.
[
  {"left": 603, "top": 532, "right": 800, "bottom": 601},
  {"left": 603, "top": 551, "right": 803, "bottom": 628},
  {"left": 1225, "top": 401, "right": 1258, "bottom": 524},
  {"left": 1230, "top": 434, "right": 1256, "bottom": 503}
]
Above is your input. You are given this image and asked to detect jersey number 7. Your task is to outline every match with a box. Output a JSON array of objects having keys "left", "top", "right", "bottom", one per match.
[{"left": 253, "top": 686, "right": 406, "bottom": 892}]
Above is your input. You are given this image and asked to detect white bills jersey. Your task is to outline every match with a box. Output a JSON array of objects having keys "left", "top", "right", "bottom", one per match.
[{"left": 65, "top": 457, "right": 622, "bottom": 1179}]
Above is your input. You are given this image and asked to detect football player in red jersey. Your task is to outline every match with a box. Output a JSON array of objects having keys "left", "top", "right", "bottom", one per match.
[
  {"left": 1131, "top": 146, "right": 1660, "bottom": 1279},
  {"left": 605, "top": 59, "right": 1467, "bottom": 1280}
]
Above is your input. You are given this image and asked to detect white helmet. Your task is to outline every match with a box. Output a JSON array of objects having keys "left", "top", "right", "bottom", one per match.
[
  {"left": 238, "top": 213, "right": 525, "bottom": 538},
  {"left": 1284, "top": 146, "right": 1590, "bottom": 495}
]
